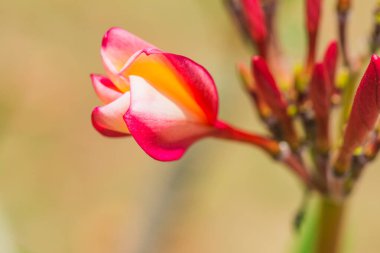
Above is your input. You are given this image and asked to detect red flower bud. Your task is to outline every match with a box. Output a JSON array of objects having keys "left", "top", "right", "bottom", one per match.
[
  {"left": 305, "top": 0, "right": 322, "bottom": 69},
  {"left": 334, "top": 55, "right": 380, "bottom": 175},
  {"left": 323, "top": 41, "right": 339, "bottom": 89},
  {"left": 309, "top": 62, "right": 330, "bottom": 152},
  {"left": 252, "top": 56, "right": 287, "bottom": 115},
  {"left": 310, "top": 63, "right": 330, "bottom": 119},
  {"left": 237, "top": 62, "right": 271, "bottom": 119},
  {"left": 242, "top": 0, "right": 268, "bottom": 57},
  {"left": 252, "top": 56, "right": 298, "bottom": 148}
]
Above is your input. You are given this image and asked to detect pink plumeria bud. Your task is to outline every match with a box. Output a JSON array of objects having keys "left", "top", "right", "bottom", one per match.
[
  {"left": 237, "top": 62, "right": 271, "bottom": 120},
  {"left": 252, "top": 56, "right": 298, "bottom": 149},
  {"left": 309, "top": 63, "right": 329, "bottom": 119},
  {"left": 334, "top": 55, "right": 380, "bottom": 176},
  {"left": 323, "top": 41, "right": 339, "bottom": 90},
  {"left": 309, "top": 62, "right": 330, "bottom": 152},
  {"left": 251, "top": 57, "right": 287, "bottom": 116},
  {"left": 241, "top": 0, "right": 268, "bottom": 58},
  {"left": 305, "top": 0, "right": 322, "bottom": 71},
  {"left": 91, "top": 27, "right": 281, "bottom": 161},
  {"left": 92, "top": 27, "right": 219, "bottom": 161}
]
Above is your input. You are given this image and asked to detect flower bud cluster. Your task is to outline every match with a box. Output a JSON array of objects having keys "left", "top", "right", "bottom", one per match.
[{"left": 91, "top": 0, "right": 380, "bottom": 200}]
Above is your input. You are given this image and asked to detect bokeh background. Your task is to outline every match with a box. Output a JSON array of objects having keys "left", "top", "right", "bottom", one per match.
[{"left": 0, "top": 0, "right": 379, "bottom": 252}]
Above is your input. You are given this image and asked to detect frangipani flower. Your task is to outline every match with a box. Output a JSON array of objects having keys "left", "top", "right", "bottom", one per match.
[
  {"left": 91, "top": 27, "right": 219, "bottom": 161},
  {"left": 91, "top": 27, "right": 280, "bottom": 161}
]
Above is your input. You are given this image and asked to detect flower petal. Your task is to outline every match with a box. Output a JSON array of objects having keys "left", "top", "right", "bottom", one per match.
[
  {"left": 163, "top": 52, "right": 218, "bottom": 122},
  {"left": 124, "top": 76, "right": 214, "bottom": 161},
  {"left": 121, "top": 49, "right": 218, "bottom": 123},
  {"left": 91, "top": 92, "right": 131, "bottom": 137},
  {"left": 90, "top": 74, "right": 122, "bottom": 104},
  {"left": 101, "top": 27, "right": 154, "bottom": 73},
  {"left": 101, "top": 27, "right": 154, "bottom": 91}
]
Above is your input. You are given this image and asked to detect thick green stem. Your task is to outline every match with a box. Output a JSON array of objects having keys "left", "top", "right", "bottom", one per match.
[
  {"left": 315, "top": 198, "right": 346, "bottom": 253},
  {"left": 291, "top": 195, "right": 347, "bottom": 253}
]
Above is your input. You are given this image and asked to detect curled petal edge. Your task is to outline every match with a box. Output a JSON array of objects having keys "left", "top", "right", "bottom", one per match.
[{"left": 124, "top": 75, "right": 215, "bottom": 161}]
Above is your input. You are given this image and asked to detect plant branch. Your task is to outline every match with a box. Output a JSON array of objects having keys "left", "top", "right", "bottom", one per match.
[
  {"left": 315, "top": 198, "right": 346, "bottom": 253},
  {"left": 213, "top": 121, "right": 313, "bottom": 188}
]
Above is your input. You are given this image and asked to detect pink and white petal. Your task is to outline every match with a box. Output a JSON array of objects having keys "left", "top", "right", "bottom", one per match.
[
  {"left": 163, "top": 52, "right": 219, "bottom": 123},
  {"left": 121, "top": 49, "right": 218, "bottom": 123},
  {"left": 101, "top": 27, "right": 154, "bottom": 75},
  {"left": 90, "top": 74, "right": 122, "bottom": 104},
  {"left": 92, "top": 92, "right": 131, "bottom": 137},
  {"left": 124, "top": 76, "right": 214, "bottom": 161}
]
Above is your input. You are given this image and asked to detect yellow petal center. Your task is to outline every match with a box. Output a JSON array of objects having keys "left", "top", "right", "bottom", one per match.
[{"left": 123, "top": 53, "right": 208, "bottom": 123}]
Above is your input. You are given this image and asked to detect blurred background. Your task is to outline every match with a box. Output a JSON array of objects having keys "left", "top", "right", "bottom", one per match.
[{"left": 0, "top": 0, "right": 379, "bottom": 252}]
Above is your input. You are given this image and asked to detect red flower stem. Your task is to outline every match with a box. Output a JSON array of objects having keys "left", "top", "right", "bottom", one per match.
[
  {"left": 369, "top": 134, "right": 380, "bottom": 160},
  {"left": 280, "top": 115, "right": 300, "bottom": 151},
  {"left": 337, "top": 0, "right": 351, "bottom": 68},
  {"left": 315, "top": 116, "right": 330, "bottom": 153},
  {"left": 362, "top": 129, "right": 380, "bottom": 161},
  {"left": 213, "top": 121, "right": 312, "bottom": 187},
  {"left": 262, "top": 0, "right": 278, "bottom": 39},
  {"left": 214, "top": 121, "right": 280, "bottom": 154},
  {"left": 257, "top": 40, "right": 269, "bottom": 60},
  {"left": 282, "top": 154, "right": 314, "bottom": 188},
  {"left": 314, "top": 116, "right": 330, "bottom": 185},
  {"left": 370, "top": 3, "right": 380, "bottom": 53}
]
